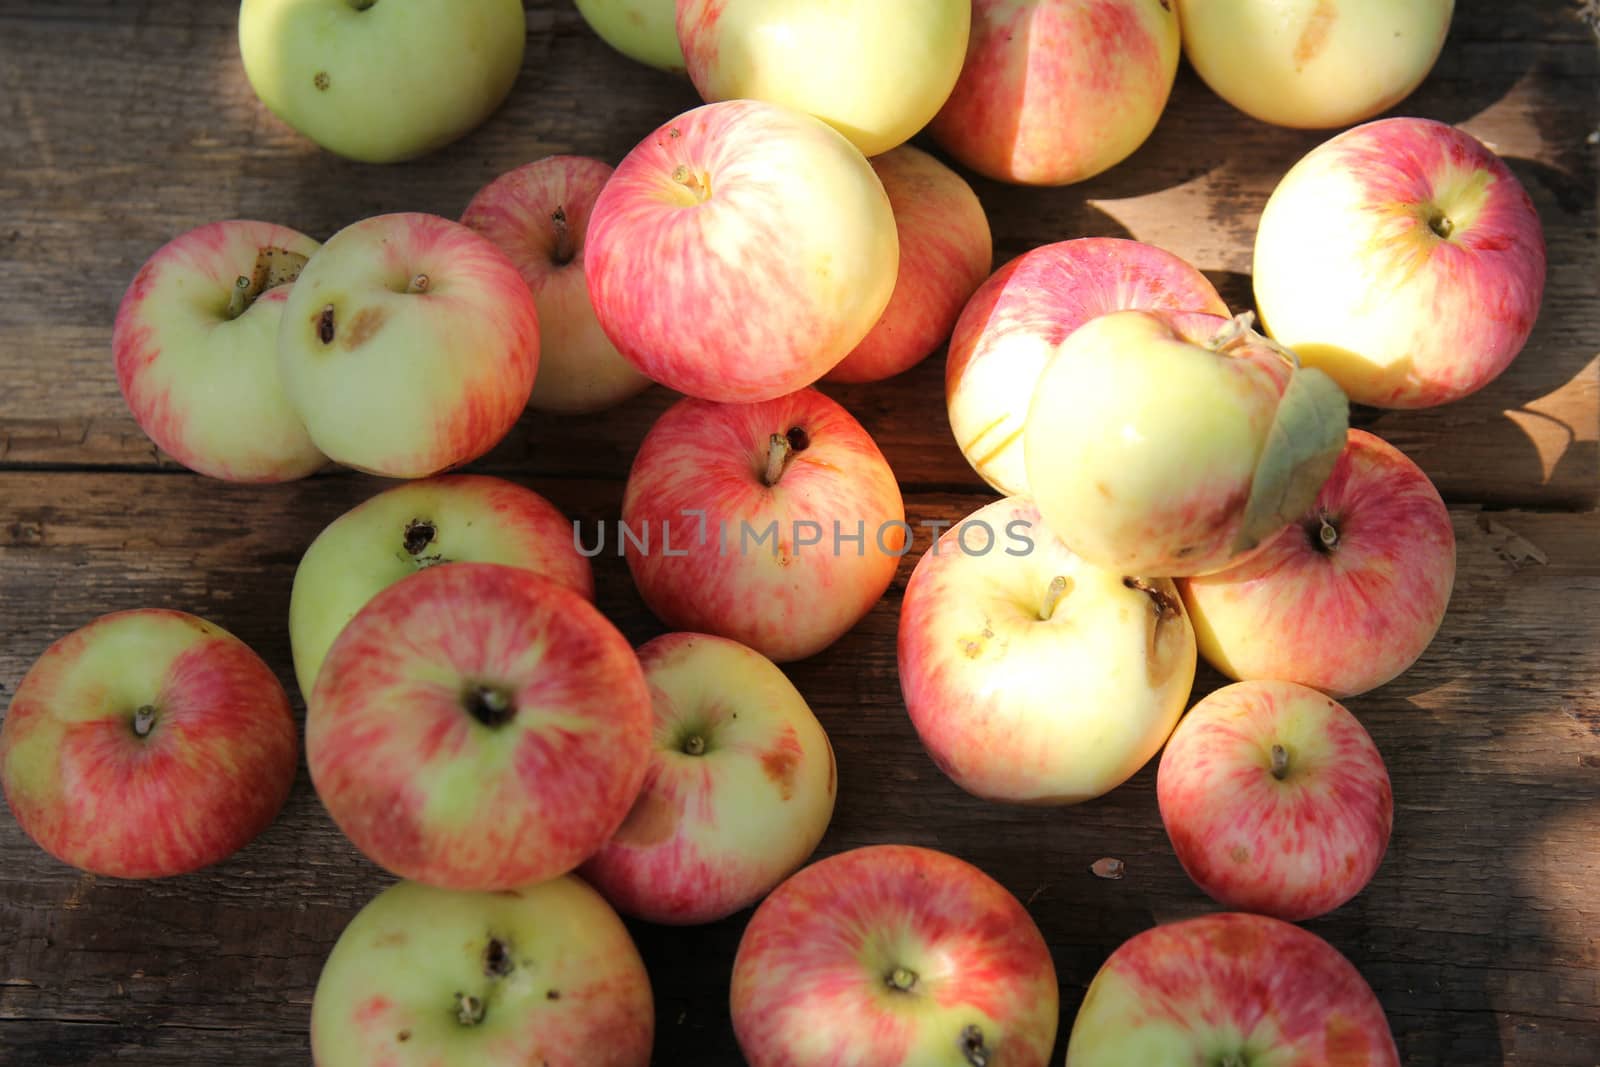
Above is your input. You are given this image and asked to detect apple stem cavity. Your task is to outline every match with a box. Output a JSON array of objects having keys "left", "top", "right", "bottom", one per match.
[
  {"left": 463, "top": 684, "right": 517, "bottom": 729},
  {"left": 682, "top": 734, "right": 707, "bottom": 756},
  {"left": 1217, "top": 1057, "right": 1247, "bottom": 1067},
  {"left": 1270, "top": 743, "right": 1290, "bottom": 781},
  {"left": 1039, "top": 575, "right": 1070, "bottom": 621},
  {"left": 1122, "top": 577, "right": 1181, "bottom": 621},
  {"left": 1428, "top": 210, "right": 1456, "bottom": 240},
  {"left": 317, "top": 305, "right": 336, "bottom": 345},
  {"left": 762, "top": 433, "right": 795, "bottom": 487},
  {"left": 483, "top": 937, "right": 513, "bottom": 978},
  {"left": 454, "top": 992, "right": 485, "bottom": 1027},
  {"left": 406, "top": 273, "right": 430, "bottom": 295},
  {"left": 550, "top": 206, "right": 576, "bottom": 266},
  {"left": 885, "top": 966, "right": 919, "bottom": 994},
  {"left": 960, "top": 1024, "right": 992, "bottom": 1067},
  {"left": 131, "top": 704, "right": 157, "bottom": 739},
  {"left": 671, "top": 164, "right": 711, "bottom": 202},
  {"left": 1314, "top": 513, "right": 1341, "bottom": 553}
]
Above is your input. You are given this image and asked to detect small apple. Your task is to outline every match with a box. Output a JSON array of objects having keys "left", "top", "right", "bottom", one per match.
[
  {"left": 306, "top": 563, "right": 651, "bottom": 890},
  {"left": 462, "top": 156, "right": 651, "bottom": 414},
  {"left": 311, "top": 877, "right": 653, "bottom": 1067},
  {"left": 1176, "top": 0, "right": 1454, "bottom": 129},
  {"left": 731, "top": 844, "right": 1059, "bottom": 1067},
  {"left": 621, "top": 388, "right": 905, "bottom": 663},
  {"left": 0, "top": 609, "right": 297, "bottom": 878},
  {"left": 676, "top": 0, "right": 970, "bottom": 157},
  {"left": 824, "top": 146, "right": 992, "bottom": 385},
  {"left": 581, "top": 632, "right": 836, "bottom": 925},
  {"left": 1254, "top": 117, "right": 1546, "bottom": 408},
  {"left": 1158, "top": 680, "right": 1393, "bottom": 921},
  {"left": 1179, "top": 429, "right": 1455, "bottom": 697},
  {"left": 288, "top": 473, "right": 594, "bottom": 701},
  {"left": 1065, "top": 912, "right": 1399, "bottom": 1065},
  {"left": 575, "top": 0, "right": 684, "bottom": 73},
  {"left": 585, "top": 100, "right": 898, "bottom": 403},
  {"left": 238, "top": 0, "right": 526, "bottom": 163},
  {"left": 1025, "top": 310, "right": 1349, "bottom": 576},
  {"left": 946, "top": 237, "right": 1229, "bottom": 496},
  {"left": 930, "top": 0, "right": 1180, "bottom": 185},
  {"left": 113, "top": 220, "right": 326, "bottom": 482},
  {"left": 898, "top": 497, "right": 1196, "bottom": 804},
  {"left": 277, "top": 212, "right": 539, "bottom": 479}
]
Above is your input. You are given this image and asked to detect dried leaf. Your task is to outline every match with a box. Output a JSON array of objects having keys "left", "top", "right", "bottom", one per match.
[
  {"left": 1480, "top": 518, "right": 1548, "bottom": 567},
  {"left": 1090, "top": 857, "right": 1125, "bottom": 880},
  {"left": 253, "top": 246, "right": 310, "bottom": 292},
  {"left": 1232, "top": 366, "right": 1349, "bottom": 555}
]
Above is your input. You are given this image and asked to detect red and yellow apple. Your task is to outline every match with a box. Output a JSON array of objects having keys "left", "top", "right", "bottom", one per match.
[
  {"left": 622, "top": 388, "right": 905, "bottom": 663},
  {"left": 581, "top": 632, "right": 836, "bottom": 925},
  {"left": 1, "top": 609, "right": 297, "bottom": 878},
  {"left": 946, "top": 237, "right": 1229, "bottom": 496},
  {"left": 731, "top": 844, "right": 1059, "bottom": 1067},
  {"left": 898, "top": 497, "right": 1195, "bottom": 804},
  {"left": 825, "top": 146, "right": 992, "bottom": 385},
  {"left": 585, "top": 100, "right": 898, "bottom": 403},
  {"left": 1157, "top": 680, "right": 1393, "bottom": 921},
  {"left": 930, "top": 0, "right": 1180, "bottom": 185},
  {"left": 1179, "top": 429, "right": 1455, "bottom": 697},
  {"left": 306, "top": 563, "right": 650, "bottom": 890},
  {"left": 1255, "top": 117, "right": 1547, "bottom": 408}
]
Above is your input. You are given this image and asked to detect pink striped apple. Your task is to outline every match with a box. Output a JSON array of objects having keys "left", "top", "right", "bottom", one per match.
[
  {"left": 306, "top": 563, "right": 651, "bottom": 890},
  {"left": 462, "top": 156, "right": 651, "bottom": 414},
  {"left": 585, "top": 100, "right": 898, "bottom": 403},
  {"left": 946, "top": 237, "right": 1229, "bottom": 496},
  {"left": 113, "top": 220, "right": 326, "bottom": 482},
  {"left": 930, "top": 0, "right": 1180, "bottom": 185},
  {"left": 581, "top": 632, "right": 836, "bottom": 925},
  {"left": 825, "top": 146, "right": 992, "bottom": 385},
  {"left": 1255, "top": 117, "right": 1546, "bottom": 408},
  {"left": 1065, "top": 912, "right": 1399, "bottom": 1064},
  {"left": 1179, "top": 429, "right": 1455, "bottom": 698},
  {"left": 278, "top": 212, "right": 539, "bottom": 478},
  {"left": 1157, "top": 680, "right": 1393, "bottom": 921},
  {"left": 621, "top": 388, "right": 905, "bottom": 663},
  {"left": 1, "top": 609, "right": 297, "bottom": 878},
  {"left": 731, "top": 844, "right": 1059, "bottom": 1067}
]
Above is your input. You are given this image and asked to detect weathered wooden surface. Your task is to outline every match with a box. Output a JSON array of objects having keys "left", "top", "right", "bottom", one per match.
[{"left": 1, "top": 2, "right": 1597, "bottom": 1064}]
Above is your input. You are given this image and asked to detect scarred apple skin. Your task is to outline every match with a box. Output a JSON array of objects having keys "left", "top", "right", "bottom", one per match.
[
  {"left": 581, "top": 632, "right": 836, "bottom": 925},
  {"left": 114, "top": 220, "right": 327, "bottom": 482},
  {"left": 1157, "top": 680, "right": 1393, "bottom": 921},
  {"left": 310, "top": 878, "right": 653, "bottom": 1067},
  {"left": 0, "top": 609, "right": 297, "bottom": 878},
  {"left": 585, "top": 100, "right": 898, "bottom": 403},
  {"left": 946, "top": 237, "right": 1228, "bottom": 497},
  {"left": 731, "top": 844, "right": 1059, "bottom": 1067},
  {"left": 1065, "top": 912, "right": 1399, "bottom": 1065},
  {"left": 825, "top": 146, "right": 992, "bottom": 385},
  {"left": 306, "top": 563, "right": 651, "bottom": 890},
  {"left": 1179, "top": 429, "right": 1456, "bottom": 698}
]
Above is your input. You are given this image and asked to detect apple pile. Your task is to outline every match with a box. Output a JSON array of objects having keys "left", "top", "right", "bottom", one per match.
[{"left": 0, "top": 1, "right": 1555, "bottom": 1064}]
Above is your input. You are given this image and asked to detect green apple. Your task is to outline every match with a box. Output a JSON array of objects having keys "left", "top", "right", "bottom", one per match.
[
  {"left": 311, "top": 878, "right": 653, "bottom": 1067},
  {"left": 574, "top": 0, "right": 685, "bottom": 73},
  {"left": 238, "top": 0, "right": 527, "bottom": 163}
]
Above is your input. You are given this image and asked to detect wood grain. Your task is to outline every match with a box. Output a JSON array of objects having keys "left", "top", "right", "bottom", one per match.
[{"left": 1, "top": 1, "right": 1598, "bottom": 1065}]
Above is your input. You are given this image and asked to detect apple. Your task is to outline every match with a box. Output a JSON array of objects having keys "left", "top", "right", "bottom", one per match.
[
  {"left": 1159, "top": 680, "right": 1392, "bottom": 921},
  {"left": 1024, "top": 310, "right": 1350, "bottom": 576},
  {"left": 278, "top": 212, "right": 539, "bottom": 479},
  {"left": 580, "top": 632, "right": 836, "bottom": 925},
  {"left": 946, "top": 237, "right": 1229, "bottom": 496},
  {"left": 1179, "top": 429, "right": 1455, "bottom": 697},
  {"left": 824, "top": 146, "right": 992, "bottom": 385},
  {"left": 898, "top": 497, "right": 1196, "bottom": 805},
  {"left": 1254, "top": 117, "right": 1547, "bottom": 408},
  {"left": 1064, "top": 912, "right": 1399, "bottom": 1065},
  {"left": 238, "top": 0, "right": 526, "bottom": 163},
  {"left": 575, "top": 0, "right": 684, "bottom": 72},
  {"left": 462, "top": 156, "right": 652, "bottom": 414},
  {"left": 306, "top": 563, "right": 651, "bottom": 890},
  {"left": 113, "top": 220, "right": 326, "bottom": 482},
  {"left": 732, "top": 845, "right": 1058, "bottom": 1067},
  {"left": 929, "top": 0, "right": 1179, "bottom": 185},
  {"left": 676, "top": 0, "right": 970, "bottom": 158},
  {"left": 1176, "top": 0, "right": 1453, "bottom": 129},
  {"left": 288, "top": 473, "right": 594, "bottom": 702},
  {"left": 585, "top": 100, "right": 898, "bottom": 404},
  {"left": 311, "top": 877, "right": 653, "bottom": 1067},
  {"left": 621, "top": 388, "right": 905, "bottom": 663},
  {"left": 0, "top": 609, "right": 297, "bottom": 878}
]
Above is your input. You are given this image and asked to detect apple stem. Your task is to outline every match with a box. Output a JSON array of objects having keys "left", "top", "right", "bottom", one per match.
[
  {"left": 762, "top": 433, "right": 794, "bottom": 487},
  {"left": 682, "top": 735, "right": 707, "bottom": 756},
  {"left": 1270, "top": 743, "right": 1290, "bottom": 780},
  {"left": 671, "top": 164, "right": 709, "bottom": 202},
  {"left": 1207, "top": 309, "right": 1301, "bottom": 370},
  {"left": 885, "top": 966, "right": 919, "bottom": 993},
  {"left": 1122, "top": 577, "right": 1181, "bottom": 621},
  {"left": 131, "top": 705, "right": 157, "bottom": 738},
  {"left": 1039, "top": 575, "right": 1069, "bottom": 621},
  {"left": 454, "top": 992, "right": 485, "bottom": 1027},
  {"left": 1428, "top": 210, "right": 1455, "bottom": 240},
  {"left": 960, "top": 1024, "right": 992, "bottom": 1067},
  {"left": 550, "top": 206, "right": 576, "bottom": 266},
  {"left": 406, "top": 273, "right": 430, "bottom": 295},
  {"left": 225, "top": 275, "right": 252, "bottom": 320},
  {"left": 1218, "top": 1056, "right": 1247, "bottom": 1067},
  {"left": 464, "top": 685, "right": 517, "bottom": 728},
  {"left": 317, "top": 305, "right": 336, "bottom": 345},
  {"left": 1318, "top": 514, "right": 1340, "bottom": 552}
]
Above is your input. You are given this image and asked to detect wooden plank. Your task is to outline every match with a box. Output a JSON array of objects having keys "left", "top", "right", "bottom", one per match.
[
  {"left": 1, "top": 472, "right": 1597, "bottom": 1063},
  {"left": 0, "top": 5, "right": 1596, "bottom": 508}
]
